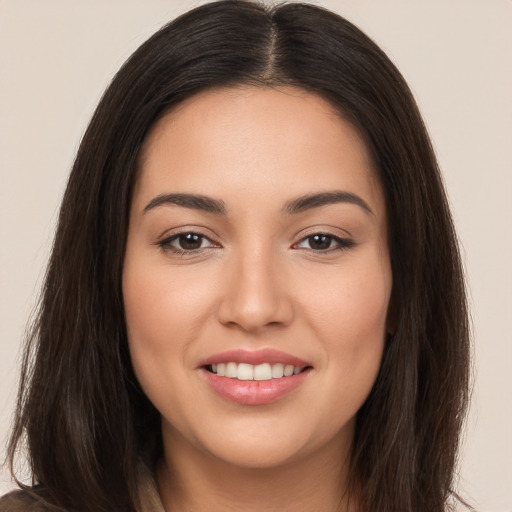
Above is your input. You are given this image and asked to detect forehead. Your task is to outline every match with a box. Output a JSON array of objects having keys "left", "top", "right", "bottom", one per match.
[{"left": 134, "top": 86, "right": 384, "bottom": 218}]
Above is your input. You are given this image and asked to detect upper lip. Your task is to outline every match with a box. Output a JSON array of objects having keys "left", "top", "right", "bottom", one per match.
[{"left": 199, "top": 348, "right": 311, "bottom": 368}]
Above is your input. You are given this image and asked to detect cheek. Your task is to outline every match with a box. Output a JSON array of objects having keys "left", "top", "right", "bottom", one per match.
[
  {"left": 123, "top": 259, "right": 214, "bottom": 350},
  {"left": 301, "top": 254, "right": 391, "bottom": 405},
  {"left": 122, "top": 254, "right": 225, "bottom": 417},
  {"left": 305, "top": 254, "right": 391, "bottom": 341},
  {"left": 123, "top": 261, "right": 193, "bottom": 385}
]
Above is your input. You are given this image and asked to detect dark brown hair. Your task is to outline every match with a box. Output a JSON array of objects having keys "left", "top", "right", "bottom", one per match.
[{"left": 3, "top": 1, "right": 470, "bottom": 511}]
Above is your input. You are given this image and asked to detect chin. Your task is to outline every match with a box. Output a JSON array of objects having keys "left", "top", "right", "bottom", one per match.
[
  {"left": 208, "top": 439, "right": 306, "bottom": 469},
  {"left": 191, "top": 416, "right": 353, "bottom": 471}
]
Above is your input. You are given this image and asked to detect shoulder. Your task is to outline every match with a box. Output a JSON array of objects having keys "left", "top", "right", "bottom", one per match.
[{"left": 0, "top": 490, "right": 54, "bottom": 512}]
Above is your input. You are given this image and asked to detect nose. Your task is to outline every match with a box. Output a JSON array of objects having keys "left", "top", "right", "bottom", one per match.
[{"left": 217, "top": 248, "right": 294, "bottom": 332}]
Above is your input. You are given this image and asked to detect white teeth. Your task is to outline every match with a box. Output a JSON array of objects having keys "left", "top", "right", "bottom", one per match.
[
  {"left": 284, "top": 365, "right": 294, "bottom": 377},
  {"left": 210, "top": 362, "right": 305, "bottom": 380},
  {"left": 225, "top": 362, "right": 238, "bottom": 378},
  {"left": 254, "top": 363, "right": 272, "bottom": 381},
  {"left": 237, "top": 363, "right": 254, "bottom": 381},
  {"left": 272, "top": 363, "right": 284, "bottom": 378}
]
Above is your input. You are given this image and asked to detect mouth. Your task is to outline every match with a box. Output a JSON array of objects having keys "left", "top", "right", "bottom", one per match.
[
  {"left": 199, "top": 349, "right": 313, "bottom": 405},
  {"left": 205, "top": 362, "right": 310, "bottom": 381}
]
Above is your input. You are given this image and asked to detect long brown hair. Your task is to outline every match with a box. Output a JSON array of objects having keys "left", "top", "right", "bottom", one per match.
[{"left": 4, "top": 1, "right": 470, "bottom": 511}]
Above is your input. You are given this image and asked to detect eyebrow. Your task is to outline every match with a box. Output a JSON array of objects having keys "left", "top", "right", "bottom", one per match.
[
  {"left": 143, "top": 190, "right": 374, "bottom": 217},
  {"left": 283, "top": 191, "right": 374, "bottom": 216},
  {"left": 144, "top": 193, "right": 227, "bottom": 215}
]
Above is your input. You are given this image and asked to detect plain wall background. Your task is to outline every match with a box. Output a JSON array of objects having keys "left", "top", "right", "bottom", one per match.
[{"left": 1, "top": 1, "right": 511, "bottom": 510}]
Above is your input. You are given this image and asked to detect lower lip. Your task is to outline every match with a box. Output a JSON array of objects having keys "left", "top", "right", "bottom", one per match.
[{"left": 201, "top": 368, "right": 311, "bottom": 405}]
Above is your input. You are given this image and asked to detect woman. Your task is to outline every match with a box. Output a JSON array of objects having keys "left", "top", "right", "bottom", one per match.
[{"left": 1, "top": 1, "right": 471, "bottom": 511}]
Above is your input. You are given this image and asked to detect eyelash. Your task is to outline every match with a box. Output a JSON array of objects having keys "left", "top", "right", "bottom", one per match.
[
  {"left": 156, "top": 231, "right": 355, "bottom": 256},
  {"left": 157, "top": 231, "right": 219, "bottom": 256},
  {"left": 294, "top": 233, "right": 355, "bottom": 252}
]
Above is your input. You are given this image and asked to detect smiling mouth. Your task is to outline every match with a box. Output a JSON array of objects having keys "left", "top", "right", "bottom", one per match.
[{"left": 206, "top": 362, "right": 311, "bottom": 381}]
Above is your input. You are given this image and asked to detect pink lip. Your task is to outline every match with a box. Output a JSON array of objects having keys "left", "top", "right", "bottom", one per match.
[
  {"left": 200, "top": 367, "right": 311, "bottom": 405},
  {"left": 198, "top": 349, "right": 313, "bottom": 406},
  {"left": 199, "top": 348, "right": 310, "bottom": 368}
]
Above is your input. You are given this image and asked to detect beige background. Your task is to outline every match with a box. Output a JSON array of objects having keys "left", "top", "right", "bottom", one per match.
[{"left": 1, "top": 1, "right": 511, "bottom": 510}]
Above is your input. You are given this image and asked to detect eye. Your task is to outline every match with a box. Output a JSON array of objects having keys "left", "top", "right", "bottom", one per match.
[
  {"left": 294, "top": 233, "right": 354, "bottom": 252},
  {"left": 158, "top": 232, "right": 218, "bottom": 254}
]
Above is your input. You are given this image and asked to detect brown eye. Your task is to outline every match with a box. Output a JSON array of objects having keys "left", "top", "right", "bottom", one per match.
[
  {"left": 295, "top": 233, "right": 355, "bottom": 252},
  {"left": 158, "top": 232, "right": 218, "bottom": 253},
  {"left": 177, "top": 233, "right": 203, "bottom": 250},
  {"left": 307, "top": 234, "right": 333, "bottom": 250}
]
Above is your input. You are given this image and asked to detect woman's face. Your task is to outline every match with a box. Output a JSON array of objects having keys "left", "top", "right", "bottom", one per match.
[{"left": 123, "top": 86, "right": 392, "bottom": 470}]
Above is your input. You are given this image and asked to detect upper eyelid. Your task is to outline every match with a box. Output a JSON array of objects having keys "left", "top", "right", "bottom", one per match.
[
  {"left": 160, "top": 231, "right": 219, "bottom": 247},
  {"left": 296, "top": 232, "right": 345, "bottom": 242},
  {"left": 293, "top": 233, "right": 353, "bottom": 249},
  {"left": 157, "top": 226, "right": 220, "bottom": 243},
  {"left": 156, "top": 227, "right": 353, "bottom": 242},
  {"left": 295, "top": 224, "right": 353, "bottom": 239},
  {"left": 156, "top": 220, "right": 352, "bottom": 239}
]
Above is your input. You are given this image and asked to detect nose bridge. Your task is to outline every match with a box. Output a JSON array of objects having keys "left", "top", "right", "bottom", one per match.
[{"left": 217, "top": 239, "right": 292, "bottom": 331}]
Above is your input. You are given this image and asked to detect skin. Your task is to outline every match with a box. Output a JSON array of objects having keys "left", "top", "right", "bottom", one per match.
[{"left": 123, "top": 86, "right": 392, "bottom": 512}]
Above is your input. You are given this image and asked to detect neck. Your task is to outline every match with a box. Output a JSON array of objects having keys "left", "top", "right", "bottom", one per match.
[{"left": 157, "top": 426, "right": 358, "bottom": 512}]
